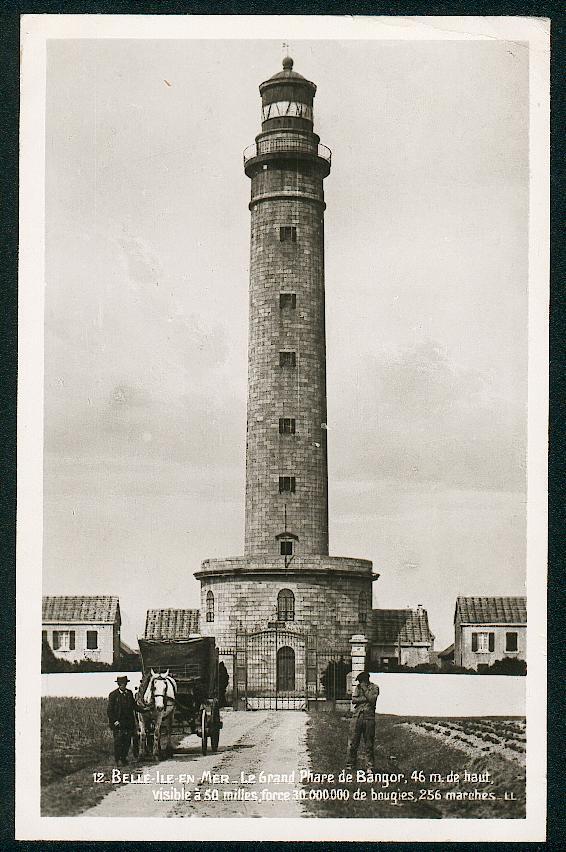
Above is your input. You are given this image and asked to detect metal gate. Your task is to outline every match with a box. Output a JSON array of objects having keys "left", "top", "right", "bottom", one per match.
[
  {"left": 234, "top": 626, "right": 310, "bottom": 709},
  {"left": 232, "top": 628, "right": 353, "bottom": 710}
]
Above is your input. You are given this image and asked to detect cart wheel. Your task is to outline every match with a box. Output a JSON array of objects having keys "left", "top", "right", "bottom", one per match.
[
  {"left": 201, "top": 708, "right": 208, "bottom": 755},
  {"left": 211, "top": 702, "right": 220, "bottom": 752},
  {"left": 210, "top": 727, "right": 220, "bottom": 752}
]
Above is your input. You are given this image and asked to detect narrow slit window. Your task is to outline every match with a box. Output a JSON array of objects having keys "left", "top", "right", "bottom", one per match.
[
  {"left": 279, "top": 351, "right": 296, "bottom": 368},
  {"left": 279, "top": 418, "right": 296, "bottom": 434},
  {"left": 277, "top": 589, "right": 295, "bottom": 621},
  {"left": 279, "top": 226, "right": 297, "bottom": 242},
  {"left": 206, "top": 590, "right": 215, "bottom": 623},
  {"left": 279, "top": 476, "right": 296, "bottom": 493},
  {"left": 279, "top": 293, "right": 297, "bottom": 309}
]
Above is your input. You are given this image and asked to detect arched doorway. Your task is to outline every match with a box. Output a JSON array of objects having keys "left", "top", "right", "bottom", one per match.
[{"left": 276, "top": 646, "right": 295, "bottom": 692}]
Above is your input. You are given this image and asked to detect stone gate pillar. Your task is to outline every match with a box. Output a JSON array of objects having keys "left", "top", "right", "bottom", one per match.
[{"left": 350, "top": 634, "right": 368, "bottom": 685}]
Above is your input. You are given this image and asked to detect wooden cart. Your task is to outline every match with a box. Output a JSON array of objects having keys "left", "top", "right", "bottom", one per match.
[{"left": 138, "top": 636, "right": 222, "bottom": 754}]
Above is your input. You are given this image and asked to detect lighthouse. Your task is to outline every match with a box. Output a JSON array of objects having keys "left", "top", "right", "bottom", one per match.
[{"left": 195, "top": 58, "right": 376, "bottom": 702}]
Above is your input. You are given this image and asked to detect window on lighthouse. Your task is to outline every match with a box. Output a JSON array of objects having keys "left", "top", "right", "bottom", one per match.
[
  {"left": 279, "top": 226, "right": 297, "bottom": 242},
  {"left": 279, "top": 476, "right": 296, "bottom": 493},
  {"left": 279, "top": 351, "right": 296, "bottom": 368},
  {"left": 279, "top": 418, "right": 296, "bottom": 434},
  {"left": 280, "top": 539, "right": 293, "bottom": 556},
  {"left": 206, "top": 590, "right": 215, "bottom": 623},
  {"left": 277, "top": 589, "right": 295, "bottom": 621},
  {"left": 279, "top": 293, "right": 297, "bottom": 309}
]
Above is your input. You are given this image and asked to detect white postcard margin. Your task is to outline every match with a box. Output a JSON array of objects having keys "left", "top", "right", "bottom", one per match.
[{"left": 16, "top": 13, "right": 550, "bottom": 843}]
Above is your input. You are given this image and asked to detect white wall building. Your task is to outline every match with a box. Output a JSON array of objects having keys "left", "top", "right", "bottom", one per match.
[
  {"left": 454, "top": 596, "right": 527, "bottom": 671},
  {"left": 42, "top": 595, "right": 121, "bottom": 665}
]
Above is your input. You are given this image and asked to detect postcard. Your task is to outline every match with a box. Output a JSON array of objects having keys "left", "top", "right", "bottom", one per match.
[{"left": 17, "top": 14, "right": 549, "bottom": 842}]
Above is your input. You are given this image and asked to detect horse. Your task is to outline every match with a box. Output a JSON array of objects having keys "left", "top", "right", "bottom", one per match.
[{"left": 136, "top": 669, "right": 177, "bottom": 760}]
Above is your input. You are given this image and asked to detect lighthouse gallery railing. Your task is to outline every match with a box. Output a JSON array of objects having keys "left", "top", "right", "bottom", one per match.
[{"left": 243, "top": 139, "right": 332, "bottom": 166}]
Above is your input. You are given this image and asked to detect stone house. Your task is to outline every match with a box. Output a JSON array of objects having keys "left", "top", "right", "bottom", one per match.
[
  {"left": 369, "top": 605, "right": 434, "bottom": 668},
  {"left": 42, "top": 595, "right": 121, "bottom": 665},
  {"left": 454, "top": 596, "right": 527, "bottom": 671}
]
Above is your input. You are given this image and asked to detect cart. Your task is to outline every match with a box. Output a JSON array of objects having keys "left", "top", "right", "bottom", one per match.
[{"left": 138, "top": 636, "right": 222, "bottom": 754}]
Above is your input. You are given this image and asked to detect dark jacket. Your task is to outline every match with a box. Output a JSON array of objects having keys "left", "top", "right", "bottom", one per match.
[
  {"left": 351, "top": 682, "right": 380, "bottom": 719},
  {"left": 107, "top": 687, "right": 137, "bottom": 730}
]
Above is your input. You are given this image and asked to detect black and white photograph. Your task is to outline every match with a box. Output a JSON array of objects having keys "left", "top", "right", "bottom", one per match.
[{"left": 16, "top": 14, "right": 548, "bottom": 843}]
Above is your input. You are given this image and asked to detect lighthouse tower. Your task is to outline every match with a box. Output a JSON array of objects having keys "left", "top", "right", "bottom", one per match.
[{"left": 195, "top": 58, "right": 376, "bottom": 698}]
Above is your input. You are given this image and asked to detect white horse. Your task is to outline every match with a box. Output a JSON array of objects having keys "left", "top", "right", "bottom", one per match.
[{"left": 136, "top": 669, "right": 177, "bottom": 760}]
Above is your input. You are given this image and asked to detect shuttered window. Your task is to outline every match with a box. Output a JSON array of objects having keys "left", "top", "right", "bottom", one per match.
[
  {"left": 472, "top": 632, "right": 494, "bottom": 653},
  {"left": 86, "top": 630, "right": 97, "bottom": 650}
]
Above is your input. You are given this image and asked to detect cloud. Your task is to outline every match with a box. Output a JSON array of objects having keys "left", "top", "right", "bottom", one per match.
[{"left": 331, "top": 340, "right": 525, "bottom": 492}]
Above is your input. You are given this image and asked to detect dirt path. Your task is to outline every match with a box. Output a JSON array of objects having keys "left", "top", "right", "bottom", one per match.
[{"left": 84, "top": 710, "right": 310, "bottom": 818}]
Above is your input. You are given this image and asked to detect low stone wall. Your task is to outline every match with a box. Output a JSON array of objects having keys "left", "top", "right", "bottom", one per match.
[
  {"left": 42, "top": 672, "right": 144, "bottom": 698},
  {"left": 42, "top": 671, "right": 525, "bottom": 717},
  {"left": 368, "top": 673, "right": 525, "bottom": 717}
]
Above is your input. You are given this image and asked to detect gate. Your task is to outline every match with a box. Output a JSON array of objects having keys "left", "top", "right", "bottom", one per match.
[
  {"left": 234, "top": 626, "right": 310, "bottom": 709},
  {"left": 232, "top": 628, "right": 353, "bottom": 711}
]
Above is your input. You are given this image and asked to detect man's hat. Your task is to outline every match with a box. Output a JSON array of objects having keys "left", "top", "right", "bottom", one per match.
[
  {"left": 116, "top": 675, "right": 129, "bottom": 684},
  {"left": 356, "top": 671, "right": 370, "bottom": 682}
]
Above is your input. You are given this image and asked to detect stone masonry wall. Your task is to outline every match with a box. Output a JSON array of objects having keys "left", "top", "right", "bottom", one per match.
[
  {"left": 244, "top": 163, "right": 329, "bottom": 557},
  {"left": 199, "top": 572, "right": 372, "bottom": 651}
]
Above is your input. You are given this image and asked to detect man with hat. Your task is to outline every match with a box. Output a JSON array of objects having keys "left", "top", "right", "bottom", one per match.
[
  {"left": 346, "top": 671, "right": 380, "bottom": 771},
  {"left": 107, "top": 675, "right": 138, "bottom": 765}
]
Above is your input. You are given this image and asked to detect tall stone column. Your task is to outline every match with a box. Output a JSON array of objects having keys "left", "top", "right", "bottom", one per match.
[{"left": 243, "top": 57, "right": 331, "bottom": 559}]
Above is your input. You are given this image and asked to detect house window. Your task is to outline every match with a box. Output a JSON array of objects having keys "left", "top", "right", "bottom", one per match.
[
  {"left": 279, "top": 476, "right": 296, "bottom": 493},
  {"left": 279, "top": 351, "right": 296, "bottom": 368},
  {"left": 277, "top": 589, "right": 295, "bottom": 621},
  {"left": 280, "top": 539, "right": 293, "bottom": 556},
  {"left": 86, "top": 630, "right": 98, "bottom": 650},
  {"left": 52, "top": 630, "right": 75, "bottom": 651},
  {"left": 206, "top": 590, "right": 215, "bottom": 623},
  {"left": 471, "top": 632, "right": 495, "bottom": 653},
  {"left": 358, "top": 592, "right": 370, "bottom": 624},
  {"left": 279, "top": 293, "right": 297, "bottom": 309},
  {"left": 505, "top": 631, "right": 518, "bottom": 652},
  {"left": 279, "top": 418, "right": 296, "bottom": 434},
  {"left": 279, "top": 226, "right": 297, "bottom": 242}
]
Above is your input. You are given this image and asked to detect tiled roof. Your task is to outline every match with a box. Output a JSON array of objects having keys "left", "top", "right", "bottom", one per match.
[
  {"left": 42, "top": 595, "right": 120, "bottom": 623},
  {"left": 370, "top": 608, "right": 433, "bottom": 645},
  {"left": 455, "top": 597, "right": 527, "bottom": 624},
  {"left": 144, "top": 609, "right": 201, "bottom": 640}
]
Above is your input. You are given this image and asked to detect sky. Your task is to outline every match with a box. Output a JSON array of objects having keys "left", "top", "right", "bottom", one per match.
[{"left": 43, "top": 38, "right": 529, "bottom": 650}]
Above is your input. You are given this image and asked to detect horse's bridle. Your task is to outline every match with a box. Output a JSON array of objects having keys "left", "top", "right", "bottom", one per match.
[{"left": 149, "top": 674, "right": 177, "bottom": 709}]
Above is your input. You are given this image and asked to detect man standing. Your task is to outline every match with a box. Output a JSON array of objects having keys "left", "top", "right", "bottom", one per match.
[
  {"left": 107, "top": 675, "right": 138, "bottom": 765},
  {"left": 346, "top": 671, "right": 379, "bottom": 771}
]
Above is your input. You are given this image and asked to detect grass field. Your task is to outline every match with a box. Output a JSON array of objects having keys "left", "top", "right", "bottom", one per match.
[
  {"left": 42, "top": 698, "right": 526, "bottom": 819},
  {"left": 41, "top": 697, "right": 121, "bottom": 815},
  {"left": 303, "top": 713, "right": 526, "bottom": 818}
]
